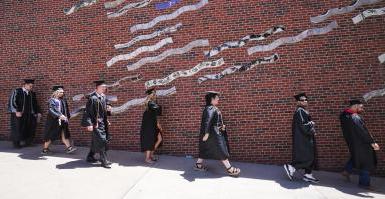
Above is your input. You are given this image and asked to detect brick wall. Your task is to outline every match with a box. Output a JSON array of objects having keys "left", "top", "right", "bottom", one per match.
[{"left": 0, "top": 0, "right": 384, "bottom": 175}]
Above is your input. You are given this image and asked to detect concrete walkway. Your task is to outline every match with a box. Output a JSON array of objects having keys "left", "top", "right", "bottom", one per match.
[{"left": 0, "top": 141, "right": 384, "bottom": 199}]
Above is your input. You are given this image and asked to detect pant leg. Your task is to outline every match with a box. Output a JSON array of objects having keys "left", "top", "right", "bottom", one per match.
[
  {"left": 358, "top": 170, "right": 370, "bottom": 187},
  {"left": 99, "top": 150, "right": 108, "bottom": 164},
  {"left": 344, "top": 158, "right": 353, "bottom": 173},
  {"left": 305, "top": 168, "right": 312, "bottom": 174}
]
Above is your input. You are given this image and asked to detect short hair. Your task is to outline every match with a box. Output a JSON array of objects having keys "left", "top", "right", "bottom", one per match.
[{"left": 205, "top": 92, "right": 219, "bottom": 106}]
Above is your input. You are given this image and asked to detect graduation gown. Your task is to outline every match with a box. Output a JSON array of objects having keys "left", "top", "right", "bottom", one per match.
[
  {"left": 81, "top": 92, "right": 110, "bottom": 153},
  {"left": 340, "top": 110, "right": 377, "bottom": 171},
  {"left": 43, "top": 97, "right": 71, "bottom": 141},
  {"left": 8, "top": 88, "right": 41, "bottom": 142},
  {"left": 291, "top": 106, "right": 316, "bottom": 169},
  {"left": 140, "top": 101, "right": 162, "bottom": 152},
  {"left": 198, "top": 105, "right": 230, "bottom": 160}
]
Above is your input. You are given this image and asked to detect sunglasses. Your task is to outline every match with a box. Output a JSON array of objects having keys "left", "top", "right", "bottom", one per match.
[{"left": 299, "top": 99, "right": 308, "bottom": 102}]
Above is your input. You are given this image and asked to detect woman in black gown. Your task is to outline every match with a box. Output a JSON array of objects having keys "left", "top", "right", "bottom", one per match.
[
  {"left": 42, "top": 86, "right": 77, "bottom": 154},
  {"left": 194, "top": 91, "right": 240, "bottom": 176},
  {"left": 140, "top": 88, "right": 163, "bottom": 164}
]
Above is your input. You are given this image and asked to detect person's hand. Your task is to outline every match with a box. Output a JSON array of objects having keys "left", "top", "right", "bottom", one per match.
[
  {"left": 37, "top": 113, "right": 42, "bottom": 122},
  {"left": 86, "top": 126, "right": 93, "bottom": 132},
  {"left": 59, "top": 115, "right": 67, "bottom": 121},
  {"left": 107, "top": 105, "right": 112, "bottom": 112},
  {"left": 371, "top": 143, "right": 380, "bottom": 151},
  {"left": 202, "top": 133, "right": 209, "bottom": 141},
  {"left": 108, "top": 120, "right": 111, "bottom": 126},
  {"left": 16, "top": 112, "right": 22, "bottom": 117},
  {"left": 310, "top": 121, "right": 315, "bottom": 126},
  {"left": 220, "top": 125, "right": 226, "bottom": 131}
]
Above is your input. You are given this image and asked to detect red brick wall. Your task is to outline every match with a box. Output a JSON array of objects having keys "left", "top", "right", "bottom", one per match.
[{"left": 1, "top": 0, "right": 384, "bottom": 175}]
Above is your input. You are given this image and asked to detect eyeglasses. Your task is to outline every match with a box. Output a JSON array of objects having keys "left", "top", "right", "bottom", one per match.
[{"left": 299, "top": 99, "right": 308, "bottom": 102}]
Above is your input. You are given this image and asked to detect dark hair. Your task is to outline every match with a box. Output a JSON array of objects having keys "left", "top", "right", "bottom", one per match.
[{"left": 205, "top": 93, "right": 219, "bottom": 106}]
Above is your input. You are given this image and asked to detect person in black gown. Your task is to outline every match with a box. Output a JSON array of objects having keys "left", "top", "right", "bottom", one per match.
[
  {"left": 8, "top": 79, "right": 41, "bottom": 148},
  {"left": 284, "top": 93, "right": 319, "bottom": 183},
  {"left": 194, "top": 91, "right": 240, "bottom": 177},
  {"left": 340, "top": 99, "right": 380, "bottom": 190},
  {"left": 41, "top": 85, "right": 77, "bottom": 154},
  {"left": 140, "top": 88, "right": 163, "bottom": 164},
  {"left": 82, "top": 80, "right": 112, "bottom": 168}
]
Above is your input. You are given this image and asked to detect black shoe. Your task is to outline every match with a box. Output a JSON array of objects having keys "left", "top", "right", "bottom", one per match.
[
  {"left": 303, "top": 174, "right": 319, "bottom": 183},
  {"left": 86, "top": 156, "right": 98, "bottom": 163},
  {"left": 105, "top": 160, "right": 112, "bottom": 166},
  {"left": 41, "top": 148, "right": 52, "bottom": 155},
  {"left": 101, "top": 163, "right": 111, "bottom": 169},
  {"left": 13, "top": 142, "right": 22, "bottom": 149}
]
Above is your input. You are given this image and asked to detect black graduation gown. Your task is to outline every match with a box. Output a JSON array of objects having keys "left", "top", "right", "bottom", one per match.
[
  {"left": 8, "top": 88, "right": 41, "bottom": 143},
  {"left": 43, "top": 98, "right": 71, "bottom": 141},
  {"left": 81, "top": 92, "right": 110, "bottom": 153},
  {"left": 140, "top": 101, "right": 162, "bottom": 152},
  {"left": 291, "top": 107, "right": 316, "bottom": 169},
  {"left": 340, "top": 110, "right": 377, "bottom": 171},
  {"left": 198, "top": 105, "right": 230, "bottom": 160}
]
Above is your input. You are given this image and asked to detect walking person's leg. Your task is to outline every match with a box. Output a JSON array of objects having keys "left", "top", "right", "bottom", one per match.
[
  {"left": 194, "top": 158, "right": 208, "bottom": 171},
  {"left": 341, "top": 157, "right": 353, "bottom": 181},
  {"left": 303, "top": 167, "right": 319, "bottom": 183},
  {"left": 284, "top": 163, "right": 296, "bottom": 180},
  {"left": 151, "top": 133, "right": 163, "bottom": 161},
  {"left": 221, "top": 159, "right": 240, "bottom": 176},
  {"left": 145, "top": 150, "right": 154, "bottom": 164},
  {"left": 99, "top": 149, "right": 111, "bottom": 168},
  {"left": 61, "top": 131, "right": 77, "bottom": 154},
  {"left": 41, "top": 140, "right": 51, "bottom": 154},
  {"left": 358, "top": 170, "right": 371, "bottom": 188}
]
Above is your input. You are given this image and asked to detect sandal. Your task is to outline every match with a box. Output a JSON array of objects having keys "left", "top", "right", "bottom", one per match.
[
  {"left": 65, "top": 146, "right": 77, "bottom": 154},
  {"left": 151, "top": 156, "right": 159, "bottom": 161},
  {"left": 193, "top": 163, "right": 208, "bottom": 171},
  {"left": 226, "top": 166, "right": 241, "bottom": 177},
  {"left": 145, "top": 159, "right": 155, "bottom": 164}
]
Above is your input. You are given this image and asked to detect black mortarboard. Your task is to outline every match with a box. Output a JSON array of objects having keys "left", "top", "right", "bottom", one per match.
[
  {"left": 294, "top": 92, "right": 308, "bottom": 101},
  {"left": 93, "top": 80, "right": 106, "bottom": 87},
  {"left": 23, "top": 79, "right": 35, "bottom": 84},
  {"left": 206, "top": 91, "right": 220, "bottom": 95},
  {"left": 349, "top": 99, "right": 363, "bottom": 106},
  {"left": 52, "top": 85, "right": 64, "bottom": 91},
  {"left": 145, "top": 88, "right": 156, "bottom": 95}
]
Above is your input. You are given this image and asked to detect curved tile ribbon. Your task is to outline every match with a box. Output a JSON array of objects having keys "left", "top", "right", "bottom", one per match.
[
  {"left": 204, "top": 25, "right": 285, "bottom": 57},
  {"left": 126, "top": 39, "right": 210, "bottom": 71},
  {"left": 353, "top": 7, "right": 385, "bottom": 24},
  {"left": 310, "top": 0, "right": 383, "bottom": 23},
  {"left": 248, "top": 21, "right": 338, "bottom": 55},
  {"left": 198, "top": 54, "right": 279, "bottom": 84},
  {"left": 107, "top": 37, "right": 173, "bottom": 67},
  {"left": 379, "top": 53, "right": 385, "bottom": 64},
  {"left": 104, "top": 0, "right": 127, "bottom": 9},
  {"left": 115, "top": 23, "right": 182, "bottom": 50},
  {"left": 64, "top": 0, "right": 98, "bottom": 15},
  {"left": 363, "top": 88, "right": 385, "bottom": 101},
  {"left": 145, "top": 58, "right": 224, "bottom": 88},
  {"left": 130, "top": 0, "right": 208, "bottom": 33},
  {"left": 107, "top": 0, "right": 153, "bottom": 18},
  {"left": 111, "top": 86, "right": 176, "bottom": 114}
]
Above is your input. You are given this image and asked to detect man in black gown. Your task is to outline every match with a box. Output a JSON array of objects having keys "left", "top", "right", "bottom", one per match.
[
  {"left": 82, "top": 80, "right": 112, "bottom": 168},
  {"left": 284, "top": 93, "right": 319, "bottom": 183},
  {"left": 8, "top": 79, "right": 41, "bottom": 148},
  {"left": 340, "top": 99, "right": 379, "bottom": 190}
]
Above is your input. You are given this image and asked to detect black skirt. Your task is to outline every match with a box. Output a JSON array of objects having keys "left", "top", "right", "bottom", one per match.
[{"left": 199, "top": 131, "right": 230, "bottom": 160}]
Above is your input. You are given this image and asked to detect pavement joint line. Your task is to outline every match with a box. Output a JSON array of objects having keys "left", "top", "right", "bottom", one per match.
[{"left": 119, "top": 162, "right": 158, "bottom": 199}]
